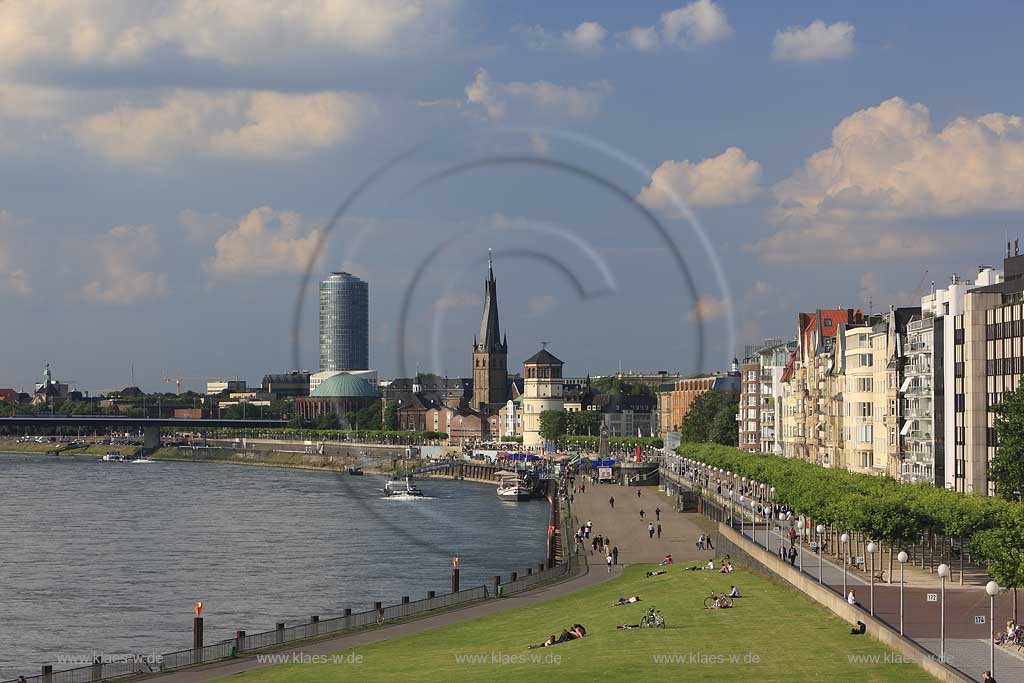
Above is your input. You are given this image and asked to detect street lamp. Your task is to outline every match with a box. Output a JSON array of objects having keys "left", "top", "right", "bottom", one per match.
[
  {"left": 841, "top": 533, "right": 850, "bottom": 596},
  {"left": 987, "top": 580, "right": 1000, "bottom": 677},
  {"left": 897, "top": 551, "right": 908, "bottom": 635},
  {"left": 728, "top": 489, "right": 734, "bottom": 527},
  {"left": 867, "top": 542, "right": 877, "bottom": 616},
  {"left": 751, "top": 498, "right": 761, "bottom": 549},
  {"left": 938, "top": 563, "right": 950, "bottom": 663},
  {"left": 739, "top": 495, "right": 745, "bottom": 536},
  {"left": 816, "top": 524, "right": 825, "bottom": 584}
]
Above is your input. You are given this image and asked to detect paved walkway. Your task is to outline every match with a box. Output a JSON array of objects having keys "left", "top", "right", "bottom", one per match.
[
  {"left": 148, "top": 545, "right": 617, "bottom": 681},
  {"left": 567, "top": 480, "right": 714, "bottom": 566}
]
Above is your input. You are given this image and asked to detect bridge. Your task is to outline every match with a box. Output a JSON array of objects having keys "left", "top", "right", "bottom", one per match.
[{"left": 0, "top": 416, "right": 288, "bottom": 449}]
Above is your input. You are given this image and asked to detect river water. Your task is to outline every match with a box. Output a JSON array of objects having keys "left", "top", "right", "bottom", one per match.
[{"left": 0, "top": 454, "right": 550, "bottom": 679}]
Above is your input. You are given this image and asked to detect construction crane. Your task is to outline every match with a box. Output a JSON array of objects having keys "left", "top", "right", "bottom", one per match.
[
  {"left": 162, "top": 374, "right": 221, "bottom": 396},
  {"left": 912, "top": 269, "right": 930, "bottom": 300}
]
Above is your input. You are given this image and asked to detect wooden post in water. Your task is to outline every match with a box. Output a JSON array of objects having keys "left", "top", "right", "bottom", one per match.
[
  {"left": 451, "top": 557, "right": 460, "bottom": 593},
  {"left": 427, "top": 590, "right": 436, "bottom": 599},
  {"left": 193, "top": 617, "right": 204, "bottom": 649},
  {"left": 41, "top": 665, "right": 53, "bottom": 683},
  {"left": 493, "top": 575, "right": 501, "bottom": 596}
]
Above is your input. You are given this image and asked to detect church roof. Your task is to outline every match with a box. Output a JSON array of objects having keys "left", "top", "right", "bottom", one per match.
[{"left": 523, "top": 348, "right": 563, "bottom": 365}]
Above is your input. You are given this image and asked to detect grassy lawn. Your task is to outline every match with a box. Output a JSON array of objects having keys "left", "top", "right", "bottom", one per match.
[{"left": 221, "top": 565, "right": 938, "bottom": 683}]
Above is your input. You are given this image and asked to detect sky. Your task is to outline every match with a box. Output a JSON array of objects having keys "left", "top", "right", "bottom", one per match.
[{"left": 2, "top": 0, "right": 1024, "bottom": 394}]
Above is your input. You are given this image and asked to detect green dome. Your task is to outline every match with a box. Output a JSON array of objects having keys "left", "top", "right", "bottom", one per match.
[{"left": 310, "top": 373, "right": 379, "bottom": 398}]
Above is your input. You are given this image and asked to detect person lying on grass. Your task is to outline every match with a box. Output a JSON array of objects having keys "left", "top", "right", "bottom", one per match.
[
  {"left": 527, "top": 624, "right": 587, "bottom": 648},
  {"left": 660, "top": 554, "right": 673, "bottom": 565},
  {"left": 616, "top": 623, "right": 641, "bottom": 630},
  {"left": 527, "top": 634, "right": 558, "bottom": 649},
  {"left": 613, "top": 595, "right": 641, "bottom": 606},
  {"left": 645, "top": 570, "right": 667, "bottom": 578}
]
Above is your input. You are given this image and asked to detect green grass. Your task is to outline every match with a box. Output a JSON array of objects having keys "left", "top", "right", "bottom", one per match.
[{"left": 220, "top": 565, "right": 938, "bottom": 683}]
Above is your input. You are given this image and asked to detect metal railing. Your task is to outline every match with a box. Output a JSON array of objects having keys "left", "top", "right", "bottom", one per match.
[{"left": 2, "top": 586, "right": 490, "bottom": 683}]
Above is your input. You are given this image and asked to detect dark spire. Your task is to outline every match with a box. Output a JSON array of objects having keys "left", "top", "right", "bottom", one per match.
[{"left": 477, "top": 251, "right": 505, "bottom": 353}]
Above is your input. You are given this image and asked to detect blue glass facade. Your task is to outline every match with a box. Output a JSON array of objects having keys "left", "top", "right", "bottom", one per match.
[{"left": 319, "top": 272, "right": 368, "bottom": 371}]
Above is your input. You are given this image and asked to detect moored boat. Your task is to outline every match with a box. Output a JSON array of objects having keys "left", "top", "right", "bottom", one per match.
[{"left": 496, "top": 471, "right": 530, "bottom": 502}]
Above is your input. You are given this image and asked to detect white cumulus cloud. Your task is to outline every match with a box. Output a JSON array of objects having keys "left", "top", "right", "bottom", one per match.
[
  {"left": 73, "top": 89, "right": 368, "bottom": 164},
  {"left": 773, "top": 20, "right": 855, "bottom": 63},
  {"left": 758, "top": 97, "right": 1024, "bottom": 262},
  {"left": 0, "top": 0, "right": 458, "bottom": 72},
  {"left": 205, "top": 206, "right": 322, "bottom": 279},
  {"left": 562, "top": 21, "right": 608, "bottom": 55},
  {"left": 464, "top": 68, "right": 610, "bottom": 122},
  {"left": 660, "top": 0, "right": 731, "bottom": 49},
  {"left": 623, "top": 26, "right": 661, "bottom": 51},
  {"left": 81, "top": 225, "right": 169, "bottom": 304},
  {"left": 638, "top": 147, "right": 763, "bottom": 214}
]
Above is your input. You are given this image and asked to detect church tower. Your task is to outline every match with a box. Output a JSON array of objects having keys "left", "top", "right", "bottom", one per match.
[{"left": 471, "top": 250, "right": 509, "bottom": 412}]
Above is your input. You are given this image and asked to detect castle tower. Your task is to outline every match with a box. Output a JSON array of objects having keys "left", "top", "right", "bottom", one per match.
[
  {"left": 521, "top": 346, "right": 564, "bottom": 449},
  {"left": 471, "top": 251, "right": 509, "bottom": 412}
]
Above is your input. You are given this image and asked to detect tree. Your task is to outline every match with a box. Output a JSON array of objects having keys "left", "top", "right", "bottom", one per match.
[
  {"left": 382, "top": 401, "right": 399, "bottom": 430},
  {"left": 680, "top": 390, "right": 737, "bottom": 446},
  {"left": 973, "top": 508, "right": 1024, "bottom": 620},
  {"left": 348, "top": 400, "right": 383, "bottom": 431},
  {"left": 539, "top": 410, "right": 567, "bottom": 441},
  {"left": 315, "top": 412, "right": 340, "bottom": 430},
  {"left": 566, "top": 410, "right": 601, "bottom": 436},
  {"left": 992, "top": 381, "right": 1024, "bottom": 499}
]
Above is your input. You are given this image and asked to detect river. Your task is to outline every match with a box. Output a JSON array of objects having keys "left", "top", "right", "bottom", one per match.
[{"left": 0, "top": 453, "right": 550, "bottom": 679}]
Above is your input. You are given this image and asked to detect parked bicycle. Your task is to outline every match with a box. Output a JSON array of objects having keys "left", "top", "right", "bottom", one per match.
[
  {"left": 703, "top": 595, "right": 733, "bottom": 609},
  {"left": 640, "top": 608, "right": 665, "bottom": 628}
]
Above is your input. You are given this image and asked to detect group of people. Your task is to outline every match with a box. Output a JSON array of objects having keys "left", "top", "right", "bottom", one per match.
[
  {"left": 995, "top": 619, "right": 1022, "bottom": 646},
  {"left": 573, "top": 519, "right": 620, "bottom": 572},
  {"left": 705, "top": 591, "right": 735, "bottom": 609},
  {"left": 779, "top": 543, "right": 798, "bottom": 565},
  {"left": 695, "top": 533, "right": 714, "bottom": 550},
  {"left": 527, "top": 624, "right": 587, "bottom": 649}
]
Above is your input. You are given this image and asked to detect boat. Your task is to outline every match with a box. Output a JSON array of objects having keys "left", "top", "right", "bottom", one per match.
[
  {"left": 347, "top": 466, "right": 364, "bottom": 476},
  {"left": 102, "top": 452, "right": 128, "bottom": 462},
  {"left": 496, "top": 471, "right": 530, "bottom": 502},
  {"left": 383, "top": 476, "right": 424, "bottom": 498},
  {"left": 130, "top": 458, "right": 155, "bottom": 464}
]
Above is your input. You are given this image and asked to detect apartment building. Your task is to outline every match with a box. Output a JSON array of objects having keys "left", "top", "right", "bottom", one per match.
[
  {"left": 738, "top": 340, "right": 794, "bottom": 454},
  {"left": 779, "top": 309, "right": 865, "bottom": 465},
  {"left": 656, "top": 366, "right": 741, "bottom": 437}
]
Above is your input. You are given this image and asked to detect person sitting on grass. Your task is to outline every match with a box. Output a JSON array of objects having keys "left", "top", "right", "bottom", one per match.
[
  {"left": 719, "top": 562, "right": 733, "bottom": 573},
  {"left": 706, "top": 560, "right": 715, "bottom": 571},
  {"left": 716, "top": 596, "right": 733, "bottom": 609},
  {"left": 728, "top": 585, "right": 742, "bottom": 598},
  {"left": 849, "top": 621, "right": 866, "bottom": 635},
  {"left": 705, "top": 591, "right": 719, "bottom": 608},
  {"left": 527, "top": 634, "right": 558, "bottom": 649},
  {"left": 660, "top": 554, "right": 673, "bottom": 565},
  {"left": 613, "top": 596, "right": 641, "bottom": 606},
  {"left": 646, "top": 569, "right": 667, "bottom": 578}
]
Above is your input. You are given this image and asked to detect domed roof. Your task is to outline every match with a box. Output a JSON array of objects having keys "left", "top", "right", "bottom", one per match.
[{"left": 310, "top": 373, "right": 379, "bottom": 398}]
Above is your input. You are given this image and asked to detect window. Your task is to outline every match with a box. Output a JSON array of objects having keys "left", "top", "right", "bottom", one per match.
[{"left": 824, "top": 319, "right": 833, "bottom": 327}]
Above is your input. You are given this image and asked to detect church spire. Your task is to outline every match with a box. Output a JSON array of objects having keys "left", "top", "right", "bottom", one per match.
[{"left": 478, "top": 251, "right": 504, "bottom": 352}]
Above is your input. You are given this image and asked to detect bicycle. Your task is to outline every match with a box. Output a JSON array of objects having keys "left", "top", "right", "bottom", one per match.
[
  {"left": 639, "top": 609, "right": 665, "bottom": 628},
  {"left": 703, "top": 596, "right": 733, "bottom": 609}
]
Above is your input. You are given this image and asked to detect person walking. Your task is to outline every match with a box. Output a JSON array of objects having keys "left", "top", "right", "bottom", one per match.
[
  {"left": 982, "top": 670, "right": 997, "bottom": 683},
  {"left": 706, "top": 533, "right": 714, "bottom": 550},
  {"left": 648, "top": 522, "right": 655, "bottom": 539},
  {"left": 612, "top": 545, "right": 619, "bottom": 565},
  {"left": 639, "top": 509, "right": 645, "bottom": 520},
  {"left": 655, "top": 507, "right": 661, "bottom": 521},
  {"left": 606, "top": 552, "right": 613, "bottom": 572},
  {"left": 788, "top": 545, "right": 797, "bottom": 566},
  {"left": 656, "top": 523, "right": 662, "bottom": 539},
  {"left": 637, "top": 489, "right": 641, "bottom": 498},
  {"left": 609, "top": 496, "right": 615, "bottom": 509},
  {"left": 696, "top": 533, "right": 705, "bottom": 550}
]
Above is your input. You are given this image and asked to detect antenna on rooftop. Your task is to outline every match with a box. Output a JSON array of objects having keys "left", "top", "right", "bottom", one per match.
[{"left": 540, "top": 340, "right": 550, "bottom": 349}]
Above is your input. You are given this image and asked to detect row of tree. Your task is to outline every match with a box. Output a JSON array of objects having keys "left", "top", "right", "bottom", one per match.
[{"left": 677, "top": 442, "right": 1024, "bottom": 608}]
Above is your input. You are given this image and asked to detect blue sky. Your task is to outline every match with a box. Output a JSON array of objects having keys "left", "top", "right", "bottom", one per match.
[{"left": 2, "top": 1, "right": 1023, "bottom": 393}]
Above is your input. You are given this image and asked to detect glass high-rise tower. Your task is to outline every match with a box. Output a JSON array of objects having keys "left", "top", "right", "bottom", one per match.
[{"left": 319, "top": 272, "right": 369, "bottom": 371}]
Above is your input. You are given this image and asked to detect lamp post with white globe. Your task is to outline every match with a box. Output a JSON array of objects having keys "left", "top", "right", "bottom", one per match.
[
  {"left": 897, "top": 551, "right": 908, "bottom": 635},
  {"left": 840, "top": 533, "right": 850, "bottom": 596},
  {"left": 987, "top": 580, "right": 1000, "bottom": 676},
  {"left": 938, "top": 563, "right": 950, "bottom": 663},
  {"left": 867, "top": 542, "right": 877, "bottom": 616},
  {"left": 816, "top": 524, "right": 825, "bottom": 584},
  {"left": 739, "top": 496, "right": 745, "bottom": 536}
]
